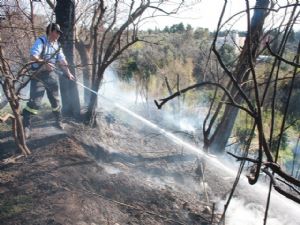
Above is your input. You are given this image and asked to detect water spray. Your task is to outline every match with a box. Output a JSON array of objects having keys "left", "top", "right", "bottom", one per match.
[
  {"left": 74, "top": 77, "right": 300, "bottom": 225},
  {"left": 75, "top": 80, "right": 98, "bottom": 95},
  {"left": 73, "top": 79, "right": 231, "bottom": 171}
]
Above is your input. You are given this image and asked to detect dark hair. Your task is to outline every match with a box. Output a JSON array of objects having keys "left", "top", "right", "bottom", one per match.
[{"left": 46, "top": 23, "right": 63, "bottom": 35}]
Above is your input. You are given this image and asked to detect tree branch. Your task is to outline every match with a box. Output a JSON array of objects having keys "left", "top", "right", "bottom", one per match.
[
  {"left": 266, "top": 42, "right": 300, "bottom": 68},
  {"left": 154, "top": 81, "right": 255, "bottom": 117},
  {"left": 45, "top": 0, "right": 55, "bottom": 10},
  {"left": 262, "top": 168, "right": 300, "bottom": 204}
]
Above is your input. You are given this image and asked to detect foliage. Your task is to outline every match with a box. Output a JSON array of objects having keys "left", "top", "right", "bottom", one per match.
[
  {"left": 119, "top": 25, "right": 208, "bottom": 95},
  {"left": 218, "top": 43, "right": 237, "bottom": 66},
  {"left": 193, "top": 28, "right": 210, "bottom": 40},
  {"left": 270, "top": 131, "right": 288, "bottom": 152},
  {"left": 163, "top": 23, "right": 192, "bottom": 34},
  {"left": 285, "top": 87, "right": 300, "bottom": 121},
  {"left": 0, "top": 195, "right": 32, "bottom": 219},
  {"left": 235, "top": 126, "right": 254, "bottom": 146},
  {"left": 278, "top": 146, "right": 294, "bottom": 165}
]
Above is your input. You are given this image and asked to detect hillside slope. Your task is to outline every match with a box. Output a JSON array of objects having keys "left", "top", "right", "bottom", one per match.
[
  {"left": 0, "top": 111, "right": 217, "bottom": 225},
  {"left": 1, "top": 108, "right": 299, "bottom": 225}
]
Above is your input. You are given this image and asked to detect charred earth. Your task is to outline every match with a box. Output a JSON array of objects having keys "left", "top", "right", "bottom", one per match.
[{"left": 0, "top": 109, "right": 221, "bottom": 225}]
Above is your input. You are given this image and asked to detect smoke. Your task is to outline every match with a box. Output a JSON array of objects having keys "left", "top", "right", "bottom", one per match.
[
  {"left": 101, "top": 164, "right": 121, "bottom": 175},
  {"left": 212, "top": 171, "right": 300, "bottom": 225},
  {"left": 98, "top": 68, "right": 206, "bottom": 138},
  {"left": 90, "top": 68, "right": 300, "bottom": 225},
  {"left": 99, "top": 67, "right": 145, "bottom": 105},
  {"left": 218, "top": 197, "right": 293, "bottom": 225},
  {"left": 210, "top": 156, "right": 300, "bottom": 225}
]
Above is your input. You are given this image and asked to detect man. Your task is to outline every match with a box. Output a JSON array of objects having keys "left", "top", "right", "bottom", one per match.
[{"left": 22, "top": 23, "right": 75, "bottom": 139}]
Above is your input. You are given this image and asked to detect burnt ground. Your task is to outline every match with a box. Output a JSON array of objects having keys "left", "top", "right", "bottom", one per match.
[
  {"left": 0, "top": 108, "right": 299, "bottom": 225},
  {"left": 0, "top": 108, "right": 226, "bottom": 225}
]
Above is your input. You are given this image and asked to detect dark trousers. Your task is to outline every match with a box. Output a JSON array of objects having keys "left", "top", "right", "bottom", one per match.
[{"left": 23, "top": 70, "right": 61, "bottom": 127}]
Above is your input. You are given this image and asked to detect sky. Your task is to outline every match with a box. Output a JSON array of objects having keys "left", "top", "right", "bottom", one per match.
[
  {"left": 141, "top": 0, "right": 300, "bottom": 32},
  {"left": 29, "top": 0, "right": 300, "bottom": 32},
  {"left": 140, "top": 0, "right": 253, "bottom": 31}
]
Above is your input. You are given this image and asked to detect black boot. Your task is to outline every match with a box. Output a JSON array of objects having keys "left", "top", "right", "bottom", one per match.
[
  {"left": 53, "top": 111, "right": 64, "bottom": 130},
  {"left": 22, "top": 109, "right": 31, "bottom": 139}
]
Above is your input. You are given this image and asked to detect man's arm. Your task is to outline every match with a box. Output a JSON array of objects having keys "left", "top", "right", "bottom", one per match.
[
  {"left": 30, "top": 37, "right": 55, "bottom": 71},
  {"left": 31, "top": 55, "right": 43, "bottom": 63},
  {"left": 31, "top": 55, "right": 55, "bottom": 71},
  {"left": 58, "top": 59, "right": 75, "bottom": 81}
]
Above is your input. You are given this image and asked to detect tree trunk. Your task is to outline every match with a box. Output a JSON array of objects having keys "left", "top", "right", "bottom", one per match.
[
  {"left": 209, "top": 103, "right": 240, "bottom": 153},
  {"left": 75, "top": 40, "right": 92, "bottom": 106},
  {"left": 0, "top": 46, "right": 30, "bottom": 156},
  {"left": 55, "top": 0, "right": 81, "bottom": 119},
  {"left": 209, "top": 0, "right": 270, "bottom": 154},
  {"left": 85, "top": 75, "right": 103, "bottom": 126}
]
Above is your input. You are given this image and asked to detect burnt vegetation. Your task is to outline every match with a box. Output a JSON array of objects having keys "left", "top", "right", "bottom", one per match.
[{"left": 1, "top": 0, "right": 300, "bottom": 225}]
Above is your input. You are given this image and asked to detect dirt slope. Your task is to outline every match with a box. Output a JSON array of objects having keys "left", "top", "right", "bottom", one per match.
[{"left": 0, "top": 111, "right": 220, "bottom": 225}]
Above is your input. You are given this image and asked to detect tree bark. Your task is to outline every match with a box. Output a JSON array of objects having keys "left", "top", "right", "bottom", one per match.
[
  {"left": 209, "top": 0, "right": 270, "bottom": 154},
  {"left": 0, "top": 46, "right": 31, "bottom": 156},
  {"left": 75, "top": 40, "right": 92, "bottom": 106},
  {"left": 85, "top": 75, "right": 102, "bottom": 126},
  {"left": 55, "top": 0, "right": 81, "bottom": 119}
]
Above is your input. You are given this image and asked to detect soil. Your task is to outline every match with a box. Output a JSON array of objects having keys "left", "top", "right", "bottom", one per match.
[
  {"left": 1, "top": 107, "right": 298, "bottom": 225},
  {"left": 0, "top": 108, "right": 228, "bottom": 225}
]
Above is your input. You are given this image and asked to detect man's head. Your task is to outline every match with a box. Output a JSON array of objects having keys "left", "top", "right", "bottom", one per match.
[
  {"left": 46, "top": 23, "right": 63, "bottom": 35},
  {"left": 46, "top": 23, "right": 62, "bottom": 41}
]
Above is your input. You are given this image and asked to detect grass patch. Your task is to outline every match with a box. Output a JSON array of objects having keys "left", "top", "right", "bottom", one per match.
[
  {"left": 0, "top": 106, "right": 13, "bottom": 132},
  {"left": 0, "top": 194, "right": 33, "bottom": 219}
]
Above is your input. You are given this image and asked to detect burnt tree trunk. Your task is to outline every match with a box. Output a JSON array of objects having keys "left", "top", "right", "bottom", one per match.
[
  {"left": 55, "top": 0, "right": 81, "bottom": 119},
  {"left": 209, "top": 0, "right": 270, "bottom": 154}
]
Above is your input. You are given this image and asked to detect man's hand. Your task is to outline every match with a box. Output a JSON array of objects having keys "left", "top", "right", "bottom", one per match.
[
  {"left": 44, "top": 62, "right": 55, "bottom": 72},
  {"left": 67, "top": 72, "right": 75, "bottom": 81},
  {"left": 59, "top": 60, "right": 75, "bottom": 81},
  {"left": 31, "top": 56, "right": 54, "bottom": 72}
]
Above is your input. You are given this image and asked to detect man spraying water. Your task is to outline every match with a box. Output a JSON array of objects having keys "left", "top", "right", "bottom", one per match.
[{"left": 22, "top": 23, "right": 75, "bottom": 139}]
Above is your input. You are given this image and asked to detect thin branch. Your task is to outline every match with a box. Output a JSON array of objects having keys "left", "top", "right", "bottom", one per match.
[
  {"left": 154, "top": 81, "right": 255, "bottom": 117},
  {"left": 276, "top": 177, "right": 300, "bottom": 195},
  {"left": 266, "top": 42, "right": 300, "bottom": 68},
  {"left": 227, "top": 151, "right": 259, "bottom": 164},
  {"left": 262, "top": 168, "right": 300, "bottom": 204},
  {"left": 45, "top": 0, "right": 55, "bottom": 10}
]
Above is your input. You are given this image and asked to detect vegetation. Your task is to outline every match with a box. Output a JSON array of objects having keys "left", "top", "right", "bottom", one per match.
[
  {"left": 0, "top": 195, "right": 33, "bottom": 219},
  {"left": 1, "top": 1, "right": 300, "bottom": 221},
  {"left": 117, "top": 1, "right": 300, "bottom": 209},
  {"left": 117, "top": 20, "right": 300, "bottom": 171}
]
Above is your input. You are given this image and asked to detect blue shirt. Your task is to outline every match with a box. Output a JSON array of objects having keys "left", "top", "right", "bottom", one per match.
[{"left": 30, "top": 35, "right": 66, "bottom": 69}]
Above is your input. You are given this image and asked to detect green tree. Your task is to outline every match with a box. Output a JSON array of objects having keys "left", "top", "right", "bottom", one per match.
[
  {"left": 170, "top": 22, "right": 185, "bottom": 33},
  {"left": 218, "top": 43, "right": 236, "bottom": 66},
  {"left": 163, "top": 26, "right": 170, "bottom": 33},
  {"left": 194, "top": 27, "right": 210, "bottom": 40}
]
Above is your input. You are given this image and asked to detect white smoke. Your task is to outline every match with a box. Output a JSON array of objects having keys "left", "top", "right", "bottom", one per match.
[
  {"left": 93, "top": 68, "right": 300, "bottom": 225},
  {"left": 220, "top": 198, "right": 291, "bottom": 225},
  {"left": 214, "top": 172, "right": 300, "bottom": 225}
]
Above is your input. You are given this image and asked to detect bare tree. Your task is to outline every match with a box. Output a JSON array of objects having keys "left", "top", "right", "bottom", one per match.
[
  {"left": 73, "top": 1, "right": 100, "bottom": 106},
  {"left": 208, "top": 0, "right": 272, "bottom": 154},
  {"left": 0, "top": 0, "right": 46, "bottom": 155},
  {"left": 55, "top": 0, "right": 81, "bottom": 119},
  {"left": 155, "top": 0, "right": 300, "bottom": 205},
  {"left": 0, "top": 46, "right": 31, "bottom": 156},
  {"left": 81, "top": 0, "right": 184, "bottom": 125}
]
